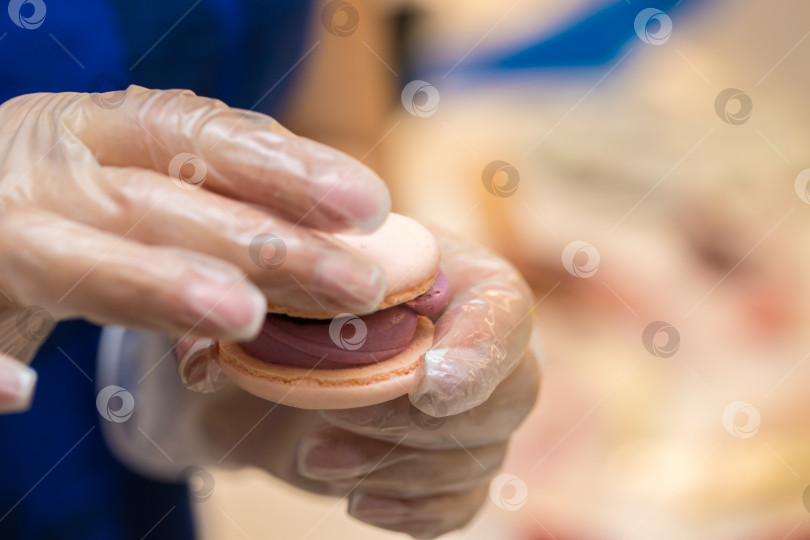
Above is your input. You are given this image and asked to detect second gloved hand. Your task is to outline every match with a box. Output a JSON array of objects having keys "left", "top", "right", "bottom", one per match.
[{"left": 172, "top": 234, "right": 540, "bottom": 537}]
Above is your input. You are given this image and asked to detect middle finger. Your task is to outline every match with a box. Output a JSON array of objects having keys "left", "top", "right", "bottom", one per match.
[{"left": 297, "top": 426, "right": 507, "bottom": 499}]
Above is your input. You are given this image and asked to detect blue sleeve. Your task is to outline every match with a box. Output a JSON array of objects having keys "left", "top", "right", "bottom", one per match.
[
  {"left": 0, "top": 321, "right": 196, "bottom": 540},
  {"left": 0, "top": 0, "right": 313, "bottom": 113}
]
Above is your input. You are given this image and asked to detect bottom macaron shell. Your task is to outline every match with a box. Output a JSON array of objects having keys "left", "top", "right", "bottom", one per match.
[{"left": 219, "top": 316, "right": 435, "bottom": 409}]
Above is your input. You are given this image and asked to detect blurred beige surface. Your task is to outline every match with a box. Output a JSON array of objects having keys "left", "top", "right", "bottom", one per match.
[
  {"left": 200, "top": 1, "right": 810, "bottom": 538},
  {"left": 195, "top": 465, "right": 525, "bottom": 540}
]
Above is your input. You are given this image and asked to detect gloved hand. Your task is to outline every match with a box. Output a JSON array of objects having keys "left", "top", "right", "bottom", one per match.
[
  {"left": 0, "top": 85, "right": 390, "bottom": 412},
  {"left": 300, "top": 346, "right": 539, "bottom": 538},
  {"left": 176, "top": 235, "right": 539, "bottom": 537}
]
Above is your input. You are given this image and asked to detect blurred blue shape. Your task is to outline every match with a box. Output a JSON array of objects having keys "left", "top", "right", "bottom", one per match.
[{"left": 442, "top": 0, "right": 702, "bottom": 77}]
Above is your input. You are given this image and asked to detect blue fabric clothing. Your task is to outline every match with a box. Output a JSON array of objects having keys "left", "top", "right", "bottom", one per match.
[
  {"left": 0, "top": 1, "right": 312, "bottom": 539},
  {"left": 0, "top": 0, "right": 311, "bottom": 112},
  {"left": 0, "top": 321, "right": 194, "bottom": 540}
]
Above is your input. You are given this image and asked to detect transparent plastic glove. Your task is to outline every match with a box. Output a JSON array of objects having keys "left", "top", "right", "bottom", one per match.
[
  {"left": 304, "top": 347, "right": 540, "bottom": 538},
  {"left": 0, "top": 85, "right": 389, "bottom": 406}
]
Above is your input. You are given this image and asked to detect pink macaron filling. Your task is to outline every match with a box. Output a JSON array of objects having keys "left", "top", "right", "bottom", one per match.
[
  {"left": 241, "top": 269, "right": 449, "bottom": 369},
  {"left": 405, "top": 269, "right": 448, "bottom": 317}
]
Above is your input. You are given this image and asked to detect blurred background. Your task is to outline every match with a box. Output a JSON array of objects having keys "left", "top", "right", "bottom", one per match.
[{"left": 198, "top": 0, "right": 810, "bottom": 538}]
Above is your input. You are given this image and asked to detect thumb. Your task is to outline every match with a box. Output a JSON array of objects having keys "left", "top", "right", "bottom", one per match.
[
  {"left": 174, "top": 337, "right": 225, "bottom": 394},
  {"left": 0, "top": 354, "right": 37, "bottom": 414},
  {"left": 409, "top": 237, "right": 534, "bottom": 417}
]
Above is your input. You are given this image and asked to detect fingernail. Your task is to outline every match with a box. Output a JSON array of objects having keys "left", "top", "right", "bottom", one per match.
[
  {"left": 298, "top": 438, "right": 369, "bottom": 480},
  {"left": 314, "top": 255, "right": 385, "bottom": 313},
  {"left": 322, "top": 407, "right": 383, "bottom": 428},
  {"left": 320, "top": 407, "right": 410, "bottom": 438},
  {"left": 410, "top": 389, "right": 450, "bottom": 418},
  {"left": 299, "top": 433, "right": 416, "bottom": 480},
  {"left": 183, "top": 280, "right": 266, "bottom": 340},
  {"left": 176, "top": 338, "right": 225, "bottom": 393},
  {"left": 309, "top": 148, "right": 391, "bottom": 233},
  {"left": 349, "top": 493, "right": 409, "bottom": 523},
  {"left": 0, "top": 361, "right": 37, "bottom": 413},
  {"left": 314, "top": 175, "right": 391, "bottom": 233}
]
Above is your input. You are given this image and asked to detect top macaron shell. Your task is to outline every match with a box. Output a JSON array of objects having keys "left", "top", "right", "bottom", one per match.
[{"left": 265, "top": 213, "right": 441, "bottom": 318}]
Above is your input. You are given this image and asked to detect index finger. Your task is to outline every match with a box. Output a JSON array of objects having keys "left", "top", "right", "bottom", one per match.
[{"left": 72, "top": 85, "right": 390, "bottom": 233}]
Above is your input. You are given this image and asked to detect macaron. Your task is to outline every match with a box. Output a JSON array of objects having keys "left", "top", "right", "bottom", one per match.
[{"left": 218, "top": 213, "right": 448, "bottom": 409}]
